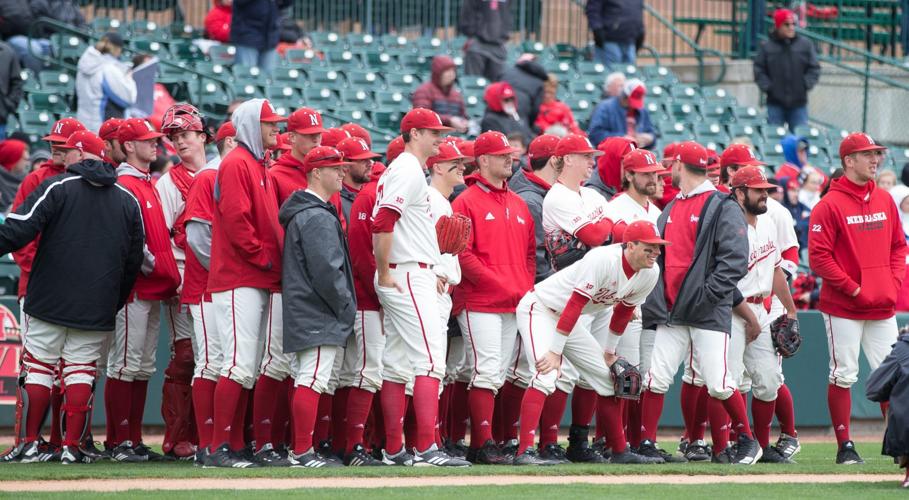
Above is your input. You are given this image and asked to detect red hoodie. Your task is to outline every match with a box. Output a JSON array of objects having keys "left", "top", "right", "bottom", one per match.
[
  {"left": 118, "top": 164, "right": 181, "bottom": 300},
  {"left": 11, "top": 160, "right": 65, "bottom": 297},
  {"left": 204, "top": 0, "right": 232, "bottom": 43},
  {"left": 347, "top": 181, "right": 380, "bottom": 311},
  {"left": 208, "top": 146, "right": 283, "bottom": 293},
  {"left": 809, "top": 176, "right": 907, "bottom": 319},
  {"left": 411, "top": 55, "right": 467, "bottom": 127},
  {"left": 180, "top": 168, "right": 217, "bottom": 305},
  {"left": 270, "top": 153, "right": 347, "bottom": 230},
  {"left": 535, "top": 100, "right": 583, "bottom": 135},
  {"left": 452, "top": 174, "right": 535, "bottom": 314},
  {"left": 595, "top": 137, "right": 636, "bottom": 194}
]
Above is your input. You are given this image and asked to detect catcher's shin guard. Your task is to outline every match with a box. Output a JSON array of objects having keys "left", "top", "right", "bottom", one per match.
[
  {"left": 162, "top": 339, "right": 195, "bottom": 456},
  {"left": 1, "top": 373, "right": 30, "bottom": 461}
]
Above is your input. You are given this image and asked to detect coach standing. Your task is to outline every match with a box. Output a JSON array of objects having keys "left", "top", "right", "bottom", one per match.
[
  {"left": 0, "top": 131, "right": 144, "bottom": 464},
  {"left": 809, "top": 133, "right": 907, "bottom": 465}
]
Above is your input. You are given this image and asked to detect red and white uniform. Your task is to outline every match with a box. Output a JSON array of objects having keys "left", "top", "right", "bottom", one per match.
[
  {"left": 156, "top": 163, "right": 196, "bottom": 343},
  {"left": 542, "top": 182, "right": 609, "bottom": 241},
  {"left": 728, "top": 215, "right": 784, "bottom": 402},
  {"left": 765, "top": 197, "right": 799, "bottom": 317},
  {"left": 109, "top": 164, "right": 181, "bottom": 382}
]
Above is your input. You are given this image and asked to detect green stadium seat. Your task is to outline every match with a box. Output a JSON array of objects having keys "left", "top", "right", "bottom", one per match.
[
  {"left": 727, "top": 123, "right": 761, "bottom": 142},
  {"left": 372, "top": 110, "right": 402, "bottom": 131},
  {"left": 543, "top": 60, "right": 574, "bottom": 80},
  {"left": 168, "top": 22, "right": 199, "bottom": 40},
  {"left": 338, "top": 88, "right": 372, "bottom": 107},
  {"left": 395, "top": 53, "right": 428, "bottom": 71},
  {"left": 374, "top": 90, "right": 408, "bottom": 108},
  {"left": 732, "top": 105, "right": 760, "bottom": 121},
  {"left": 332, "top": 109, "right": 371, "bottom": 126},
  {"left": 576, "top": 61, "right": 607, "bottom": 79},
  {"left": 20, "top": 70, "right": 40, "bottom": 93},
  {"left": 306, "top": 68, "right": 343, "bottom": 87},
  {"left": 416, "top": 37, "right": 445, "bottom": 54},
  {"left": 660, "top": 122, "right": 693, "bottom": 143},
  {"left": 282, "top": 49, "right": 323, "bottom": 67},
  {"left": 128, "top": 20, "right": 161, "bottom": 37},
  {"left": 700, "top": 103, "right": 728, "bottom": 122},
  {"left": 232, "top": 82, "right": 264, "bottom": 99},
  {"left": 302, "top": 87, "right": 341, "bottom": 109},
  {"left": 359, "top": 50, "right": 394, "bottom": 69},
  {"left": 669, "top": 102, "right": 697, "bottom": 120},
  {"left": 324, "top": 49, "right": 360, "bottom": 68},
  {"left": 91, "top": 17, "right": 124, "bottom": 34},
  {"left": 310, "top": 32, "right": 343, "bottom": 47},
  {"left": 17, "top": 111, "right": 56, "bottom": 135},
  {"left": 345, "top": 69, "right": 380, "bottom": 87},
  {"left": 130, "top": 38, "right": 167, "bottom": 56},
  {"left": 380, "top": 35, "right": 409, "bottom": 51},
  {"left": 762, "top": 124, "right": 790, "bottom": 143},
  {"left": 209, "top": 45, "right": 237, "bottom": 65},
  {"left": 520, "top": 40, "right": 546, "bottom": 55},
  {"left": 668, "top": 85, "right": 701, "bottom": 103},
  {"left": 194, "top": 62, "right": 230, "bottom": 79},
  {"left": 189, "top": 81, "right": 231, "bottom": 116},
  {"left": 28, "top": 92, "right": 71, "bottom": 113},
  {"left": 567, "top": 80, "right": 599, "bottom": 98},
  {"left": 272, "top": 67, "right": 307, "bottom": 88},
  {"left": 232, "top": 65, "right": 266, "bottom": 83},
  {"left": 38, "top": 71, "right": 75, "bottom": 94},
  {"left": 793, "top": 125, "right": 824, "bottom": 142},
  {"left": 566, "top": 97, "right": 593, "bottom": 117},
  {"left": 50, "top": 34, "right": 88, "bottom": 65},
  {"left": 694, "top": 122, "right": 729, "bottom": 142},
  {"left": 170, "top": 41, "right": 204, "bottom": 63},
  {"left": 383, "top": 73, "right": 421, "bottom": 91},
  {"left": 459, "top": 75, "right": 489, "bottom": 92},
  {"left": 346, "top": 33, "right": 377, "bottom": 49},
  {"left": 551, "top": 43, "right": 578, "bottom": 61}
]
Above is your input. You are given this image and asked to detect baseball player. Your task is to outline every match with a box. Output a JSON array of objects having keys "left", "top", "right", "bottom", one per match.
[
  {"left": 449, "top": 130, "right": 536, "bottom": 465},
  {"left": 203, "top": 99, "right": 286, "bottom": 469},
  {"left": 99, "top": 118, "right": 126, "bottom": 166},
  {"left": 639, "top": 141, "right": 762, "bottom": 465},
  {"left": 0, "top": 130, "right": 144, "bottom": 464},
  {"left": 719, "top": 143, "right": 803, "bottom": 460},
  {"left": 541, "top": 133, "right": 616, "bottom": 463},
  {"left": 157, "top": 103, "right": 210, "bottom": 460},
  {"left": 5, "top": 117, "right": 86, "bottom": 460},
  {"left": 372, "top": 108, "right": 469, "bottom": 467},
  {"left": 586, "top": 136, "right": 636, "bottom": 201},
  {"left": 809, "top": 133, "right": 907, "bottom": 464},
  {"left": 181, "top": 121, "right": 236, "bottom": 465},
  {"left": 107, "top": 118, "right": 181, "bottom": 462},
  {"left": 281, "top": 146, "right": 357, "bottom": 468},
  {"left": 337, "top": 135, "right": 380, "bottom": 224},
  {"left": 726, "top": 165, "right": 799, "bottom": 463},
  {"left": 512, "top": 221, "right": 668, "bottom": 465}
]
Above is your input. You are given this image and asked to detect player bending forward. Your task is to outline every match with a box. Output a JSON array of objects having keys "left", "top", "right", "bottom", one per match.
[{"left": 511, "top": 221, "right": 669, "bottom": 466}]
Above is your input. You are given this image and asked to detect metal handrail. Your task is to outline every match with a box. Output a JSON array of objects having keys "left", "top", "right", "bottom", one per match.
[{"left": 643, "top": 2, "right": 728, "bottom": 86}]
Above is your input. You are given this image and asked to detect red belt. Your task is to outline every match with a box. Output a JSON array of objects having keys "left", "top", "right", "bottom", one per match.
[
  {"left": 389, "top": 262, "right": 432, "bottom": 269},
  {"left": 745, "top": 295, "right": 765, "bottom": 304}
]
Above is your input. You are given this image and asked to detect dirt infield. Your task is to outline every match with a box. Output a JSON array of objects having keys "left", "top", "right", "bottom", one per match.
[{"left": 0, "top": 474, "right": 900, "bottom": 492}]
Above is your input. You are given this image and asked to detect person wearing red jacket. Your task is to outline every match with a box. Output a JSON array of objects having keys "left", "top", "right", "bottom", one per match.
[
  {"left": 204, "top": 99, "right": 286, "bottom": 468},
  {"left": 451, "top": 131, "right": 535, "bottom": 464},
  {"left": 204, "top": 0, "right": 232, "bottom": 43},
  {"left": 808, "top": 132, "right": 908, "bottom": 465},
  {"left": 107, "top": 118, "right": 180, "bottom": 462},
  {"left": 534, "top": 75, "right": 583, "bottom": 136},
  {"left": 411, "top": 56, "right": 469, "bottom": 133}
]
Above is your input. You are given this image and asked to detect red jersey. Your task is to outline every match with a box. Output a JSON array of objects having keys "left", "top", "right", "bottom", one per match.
[
  {"left": 451, "top": 174, "right": 536, "bottom": 314},
  {"left": 117, "top": 164, "right": 181, "bottom": 300},
  {"left": 180, "top": 168, "right": 217, "bottom": 304},
  {"left": 11, "top": 161, "right": 66, "bottom": 297},
  {"left": 270, "top": 153, "right": 347, "bottom": 230},
  {"left": 208, "top": 146, "right": 283, "bottom": 293},
  {"left": 662, "top": 182, "right": 715, "bottom": 310},
  {"left": 347, "top": 181, "right": 380, "bottom": 310},
  {"left": 809, "top": 176, "right": 907, "bottom": 319}
]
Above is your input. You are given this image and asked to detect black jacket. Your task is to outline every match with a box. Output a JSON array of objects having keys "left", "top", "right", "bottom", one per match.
[
  {"left": 642, "top": 189, "right": 747, "bottom": 333},
  {"left": 0, "top": 160, "right": 144, "bottom": 331},
  {"left": 501, "top": 60, "right": 548, "bottom": 130},
  {"left": 509, "top": 169, "right": 552, "bottom": 282},
  {"left": 339, "top": 184, "right": 356, "bottom": 226},
  {"left": 753, "top": 32, "right": 820, "bottom": 108},
  {"left": 480, "top": 110, "right": 534, "bottom": 140},
  {"left": 867, "top": 333, "right": 909, "bottom": 459},
  {"left": 458, "top": 0, "right": 513, "bottom": 45},
  {"left": 0, "top": 42, "right": 23, "bottom": 125},
  {"left": 585, "top": 168, "right": 617, "bottom": 201},
  {"left": 280, "top": 190, "right": 355, "bottom": 353},
  {"left": 230, "top": 0, "right": 293, "bottom": 52},
  {"left": 585, "top": 0, "right": 644, "bottom": 44},
  {"left": 0, "top": 167, "right": 22, "bottom": 213}
]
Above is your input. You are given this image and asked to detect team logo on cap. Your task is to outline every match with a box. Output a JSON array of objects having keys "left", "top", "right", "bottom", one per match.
[
  {"left": 75, "top": 141, "right": 83, "bottom": 149},
  {"left": 144, "top": 121, "right": 155, "bottom": 131},
  {"left": 863, "top": 133, "right": 874, "bottom": 144},
  {"left": 451, "top": 144, "right": 463, "bottom": 156},
  {"left": 500, "top": 135, "right": 510, "bottom": 147}
]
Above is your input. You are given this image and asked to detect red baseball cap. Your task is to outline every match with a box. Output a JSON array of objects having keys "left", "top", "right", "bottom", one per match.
[
  {"left": 117, "top": 118, "right": 164, "bottom": 143},
  {"left": 720, "top": 144, "right": 765, "bottom": 168},
  {"left": 337, "top": 137, "right": 381, "bottom": 161},
  {"left": 474, "top": 131, "right": 519, "bottom": 157},
  {"left": 275, "top": 132, "right": 293, "bottom": 151},
  {"left": 400, "top": 108, "right": 452, "bottom": 134},
  {"left": 662, "top": 142, "right": 678, "bottom": 161},
  {"left": 302, "top": 146, "right": 350, "bottom": 174},
  {"left": 341, "top": 123, "right": 372, "bottom": 147},
  {"left": 370, "top": 161, "right": 386, "bottom": 180},
  {"left": 527, "top": 134, "right": 560, "bottom": 162},
  {"left": 774, "top": 8, "right": 795, "bottom": 29},
  {"left": 556, "top": 133, "right": 603, "bottom": 157},
  {"left": 459, "top": 140, "right": 476, "bottom": 165},
  {"left": 215, "top": 121, "right": 236, "bottom": 142},
  {"left": 321, "top": 127, "right": 352, "bottom": 148},
  {"left": 623, "top": 220, "right": 670, "bottom": 245},
  {"left": 674, "top": 141, "right": 709, "bottom": 169},
  {"left": 259, "top": 100, "right": 287, "bottom": 123},
  {"left": 623, "top": 79, "right": 646, "bottom": 110},
  {"left": 731, "top": 165, "right": 776, "bottom": 189},
  {"left": 622, "top": 149, "right": 663, "bottom": 173},
  {"left": 43, "top": 117, "right": 86, "bottom": 143},
  {"left": 287, "top": 107, "right": 325, "bottom": 135},
  {"left": 98, "top": 118, "right": 123, "bottom": 141},
  {"left": 56, "top": 130, "right": 106, "bottom": 158},
  {"left": 839, "top": 132, "right": 887, "bottom": 158},
  {"left": 427, "top": 142, "right": 468, "bottom": 169},
  {"left": 386, "top": 136, "right": 405, "bottom": 164}
]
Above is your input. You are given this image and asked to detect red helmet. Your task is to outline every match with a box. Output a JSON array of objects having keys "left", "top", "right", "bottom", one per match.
[{"left": 161, "top": 103, "right": 209, "bottom": 141}]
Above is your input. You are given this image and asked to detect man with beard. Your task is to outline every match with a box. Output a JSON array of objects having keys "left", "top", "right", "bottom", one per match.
[{"left": 337, "top": 136, "right": 381, "bottom": 224}]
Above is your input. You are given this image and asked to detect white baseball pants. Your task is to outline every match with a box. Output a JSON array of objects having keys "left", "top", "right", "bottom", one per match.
[
  {"left": 458, "top": 310, "right": 518, "bottom": 393},
  {"left": 189, "top": 300, "right": 222, "bottom": 382},
  {"left": 292, "top": 345, "right": 341, "bottom": 394},
  {"left": 728, "top": 303, "right": 783, "bottom": 402},
  {"left": 824, "top": 313, "right": 898, "bottom": 388},
  {"left": 23, "top": 317, "right": 107, "bottom": 387},
  {"left": 259, "top": 293, "right": 293, "bottom": 381},
  {"left": 108, "top": 299, "right": 160, "bottom": 381},
  {"left": 213, "top": 287, "right": 268, "bottom": 389},
  {"left": 646, "top": 323, "right": 735, "bottom": 400}
]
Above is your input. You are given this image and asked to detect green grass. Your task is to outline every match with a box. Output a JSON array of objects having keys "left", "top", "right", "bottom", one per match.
[
  {"left": 3, "top": 483, "right": 909, "bottom": 499},
  {"left": 0, "top": 442, "right": 900, "bottom": 480}
]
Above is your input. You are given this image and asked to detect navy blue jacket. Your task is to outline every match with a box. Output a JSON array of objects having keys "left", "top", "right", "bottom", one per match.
[
  {"left": 587, "top": 96, "right": 656, "bottom": 147},
  {"left": 585, "top": 0, "right": 644, "bottom": 43},
  {"left": 230, "top": 0, "right": 292, "bottom": 51},
  {"left": 867, "top": 333, "right": 909, "bottom": 458}
]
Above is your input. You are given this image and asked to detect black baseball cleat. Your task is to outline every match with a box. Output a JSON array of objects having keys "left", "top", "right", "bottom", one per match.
[
  {"left": 135, "top": 442, "right": 173, "bottom": 462},
  {"left": 732, "top": 435, "right": 762, "bottom": 465},
  {"left": 711, "top": 446, "right": 735, "bottom": 464},
  {"left": 253, "top": 443, "right": 294, "bottom": 467},
  {"left": 538, "top": 443, "right": 570, "bottom": 464},
  {"left": 381, "top": 448, "right": 415, "bottom": 466},
  {"left": 499, "top": 439, "right": 518, "bottom": 460},
  {"left": 835, "top": 440, "right": 864, "bottom": 465},
  {"left": 110, "top": 441, "right": 148, "bottom": 463},
  {"left": 413, "top": 444, "right": 471, "bottom": 467},
  {"left": 344, "top": 444, "right": 386, "bottom": 466},
  {"left": 469, "top": 439, "right": 510, "bottom": 465},
  {"left": 194, "top": 448, "right": 209, "bottom": 467},
  {"left": 775, "top": 433, "right": 801, "bottom": 459},
  {"left": 565, "top": 424, "right": 608, "bottom": 463},
  {"left": 444, "top": 439, "right": 468, "bottom": 458},
  {"left": 60, "top": 445, "right": 94, "bottom": 465},
  {"left": 610, "top": 448, "right": 664, "bottom": 464},
  {"left": 683, "top": 439, "right": 711, "bottom": 462},
  {"left": 513, "top": 448, "right": 557, "bottom": 466},
  {"left": 81, "top": 435, "right": 106, "bottom": 461},
  {"left": 591, "top": 437, "right": 612, "bottom": 461},
  {"left": 203, "top": 444, "right": 259, "bottom": 468},
  {"left": 758, "top": 445, "right": 794, "bottom": 464},
  {"left": 637, "top": 439, "right": 688, "bottom": 463},
  {"left": 290, "top": 449, "right": 343, "bottom": 468}
]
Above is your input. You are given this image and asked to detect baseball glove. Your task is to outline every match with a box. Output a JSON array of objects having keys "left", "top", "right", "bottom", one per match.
[
  {"left": 610, "top": 358, "right": 643, "bottom": 400},
  {"left": 545, "top": 231, "right": 589, "bottom": 271},
  {"left": 436, "top": 214, "right": 472, "bottom": 255},
  {"left": 770, "top": 315, "right": 801, "bottom": 358}
]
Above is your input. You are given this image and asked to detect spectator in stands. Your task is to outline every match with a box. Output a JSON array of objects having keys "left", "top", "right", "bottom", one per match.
[
  {"left": 480, "top": 81, "right": 534, "bottom": 139},
  {"left": 75, "top": 33, "right": 137, "bottom": 133},
  {"left": 535, "top": 75, "right": 583, "bottom": 136},
  {"left": 0, "top": 41, "right": 22, "bottom": 141},
  {"left": 458, "top": 0, "right": 512, "bottom": 81},
  {"left": 585, "top": 0, "right": 644, "bottom": 67},
  {"left": 0, "top": 138, "right": 27, "bottom": 211},
  {"left": 878, "top": 170, "right": 897, "bottom": 192},
  {"left": 507, "top": 132, "right": 527, "bottom": 173},
  {"left": 799, "top": 170, "right": 824, "bottom": 209},
  {"left": 753, "top": 8, "right": 820, "bottom": 130},
  {"left": 230, "top": 0, "right": 292, "bottom": 73},
  {"left": 29, "top": 150, "right": 50, "bottom": 172},
  {"left": 205, "top": 0, "right": 233, "bottom": 44},
  {"left": 1, "top": 0, "right": 85, "bottom": 74},
  {"left": 501, "top": 54, "right": 548, "bottom": 130},
  {"left": 603, "top": 71, "right": 625, "bottom": 98},
  {"left": 782, "top": 177, "right": 810, "bottom": 251},
  {"left": 775, "top": 134, "right": 827, "bottom": 186},
  {"left": 411, "top": 56, "right": 469, "bottom": 133},
  {"left": 587, "top": 78, "right": 655, "bottom": 148}
]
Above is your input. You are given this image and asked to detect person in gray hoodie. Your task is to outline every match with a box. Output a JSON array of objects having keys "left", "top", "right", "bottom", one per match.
[
  {"left": 280, "top": 145, "right": 357, "bottom": 468},
  {"left": 75, "top": 33, "right": 137, "bottom": 132}
]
